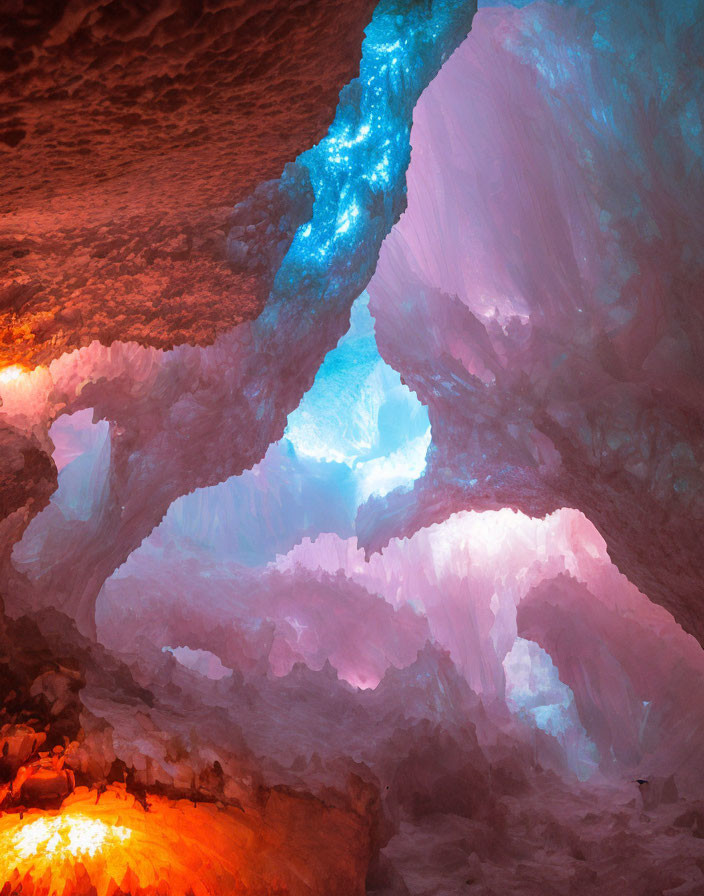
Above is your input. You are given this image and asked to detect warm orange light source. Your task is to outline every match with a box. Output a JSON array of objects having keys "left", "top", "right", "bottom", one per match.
[
  {"left": 11, "top": 814, "right": 131, "bottom": 861},
  {"left": 0, "top": 797, "right": 139, "bottom": 896},
  {"left": 0, "top": 785, "right": 369, "bottom": 895},
  {"left": 0, "top": 364, "right": 27, "bottom": 385}
]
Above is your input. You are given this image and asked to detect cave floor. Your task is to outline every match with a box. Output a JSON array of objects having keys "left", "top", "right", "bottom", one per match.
[{"left": 375, "top": 781, "right": 704, "bottom": 896}]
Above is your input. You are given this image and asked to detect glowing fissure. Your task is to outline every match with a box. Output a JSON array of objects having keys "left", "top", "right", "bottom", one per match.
[{"left": 270, "top": 0, "right": 477, "bottom": 303}]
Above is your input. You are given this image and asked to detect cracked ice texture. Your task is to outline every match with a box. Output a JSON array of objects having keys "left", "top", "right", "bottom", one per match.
[{"left": 363, "top": 0, "right": 704, "bottom": 643}]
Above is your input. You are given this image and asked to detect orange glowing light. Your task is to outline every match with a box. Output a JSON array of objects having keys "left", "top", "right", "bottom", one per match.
[
  {"left": 0, "top": 785, "right": 366, "bottom": 895},
  {"left": 11, "top": 814, "right": 131, "bottom": 861},
  {"left": 0, "top": 789, "right": 251, "bottom": 896}
]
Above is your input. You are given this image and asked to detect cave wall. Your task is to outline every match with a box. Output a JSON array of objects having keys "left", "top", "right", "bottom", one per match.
[{"left": 363, "top": 0, "right": 704, "bottom": 642}]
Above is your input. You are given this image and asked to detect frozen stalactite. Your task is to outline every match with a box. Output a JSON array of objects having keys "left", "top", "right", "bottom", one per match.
[
  {"left": 276, "top": 509, "right": 607, "bottom": 699},
  {"left": 2, "top": 1, "right": 704, "bottom": 891},
  {"left": 4, "top": 501, "right": 704, "bottom": 891},
  {"left": 99, "top": 559, "right": 433, "bottom": 690},
  {"left": 89, "top": 291, "right": 430, "bottom": 576},
  {"left": 93, "top": 501, "right": 704, "bottom": 797}
]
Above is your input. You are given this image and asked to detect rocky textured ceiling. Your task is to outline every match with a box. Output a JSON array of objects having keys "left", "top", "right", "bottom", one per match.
[{"left": 0, "top": 0, "right": 376, "bottom": 364}]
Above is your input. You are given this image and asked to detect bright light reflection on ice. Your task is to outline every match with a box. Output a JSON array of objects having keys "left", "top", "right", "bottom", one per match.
[
  {"left": 0, "top": 364, "right": 26, "bottom": 384},
  {"left": 504, "top": 638, "right": 599, "bottom": 780}
]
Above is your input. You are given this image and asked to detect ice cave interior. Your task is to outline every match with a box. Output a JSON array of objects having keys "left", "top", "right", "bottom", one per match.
[{"left": 0, "top": 0, "right": 703, "bottom": 893}]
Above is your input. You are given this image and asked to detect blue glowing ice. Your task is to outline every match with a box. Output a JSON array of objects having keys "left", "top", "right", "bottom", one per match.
[
  {"left": 118, "top": 295, "right": 431, "bottom": 568},
  {"left": 285, "top": 293, "right": 431, "bottom": 503},
  {"left": 11, "top": 0, "right": 478, "bottom": 629},
  {"left": 271, "top": 0, "right": 476, "bottom": 307},
  {"left": 267, "top": 0, "right": 473, "bottom": 508}
]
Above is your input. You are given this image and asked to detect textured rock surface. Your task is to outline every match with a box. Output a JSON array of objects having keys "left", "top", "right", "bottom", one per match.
[{"left": 0, "top": 0, "right": 381, "bottom": 366}]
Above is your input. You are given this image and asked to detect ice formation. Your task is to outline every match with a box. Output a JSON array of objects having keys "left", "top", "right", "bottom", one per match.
[
  {"left": 1, "top": 0, "right": 703, "bottom": 892},
  {"left": 364, "top": 0, "right": 704, "bottom": 642}
]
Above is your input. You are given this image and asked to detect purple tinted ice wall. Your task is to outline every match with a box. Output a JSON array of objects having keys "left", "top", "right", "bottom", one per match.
[{"left": 364, "top": 0, "right": 704, "bottom": 641}]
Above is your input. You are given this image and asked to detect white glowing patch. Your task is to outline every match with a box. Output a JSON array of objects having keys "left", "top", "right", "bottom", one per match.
[
  {"left": 356, "top": 426, "right": 431, "bottom": 502},
  {"left": 12, "top": 816, "right": 131, "bottom": 861},
  {"left": 163, "top": 645, "right": 233, "bottom": 680},
  {"left": 0, "top": 364, "right": 25, "bottom": 384},
  {"left": 0, "top": 361, "right": 53, "bottom": 425}
]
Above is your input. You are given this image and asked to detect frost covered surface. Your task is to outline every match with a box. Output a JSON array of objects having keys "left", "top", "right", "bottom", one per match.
[{"left": 0, "top": 0, "right": 381, "bottom": 366}]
